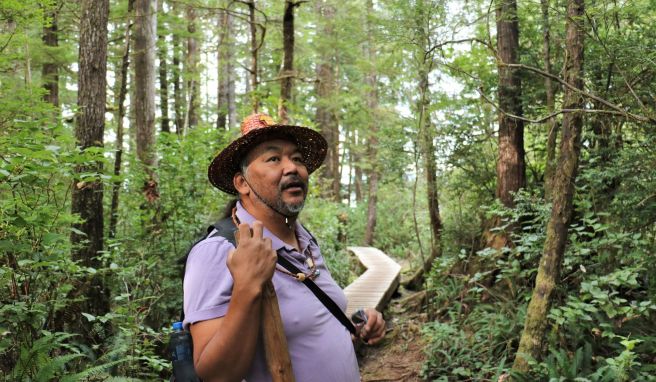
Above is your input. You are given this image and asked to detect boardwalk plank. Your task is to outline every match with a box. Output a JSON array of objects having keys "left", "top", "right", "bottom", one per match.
[{"left": 343, "top": 246, "right": 401, "bottom": 316}]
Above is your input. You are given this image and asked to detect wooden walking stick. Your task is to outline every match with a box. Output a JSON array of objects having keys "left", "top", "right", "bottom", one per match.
[
  {"left": 261, "top": 281, "right": 295, "bottom": 382},
  {"left": 234, "top": 232, "right": 294, "bottom": 381}
]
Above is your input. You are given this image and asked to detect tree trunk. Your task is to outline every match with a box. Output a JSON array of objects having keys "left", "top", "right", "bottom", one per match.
[
  {"left": 512, "top": 0, "right": 585, "bottom": 372},
  {"left": 109, "top": 0, "right": 135, "bottom": 239},
  {"left": 405, "top": 0, "right": 442, "bottom": 290},
  {"left": 541, "top": 0, "right": 559, "bottom": 200},
  {"left": 495, "top": 0, "right": 525, "bottom": 208},
  {"left": 364, "top": 0, "right": 379, "bottom": 246},
  {"left": 172, "top": 28, "right": 184, "bottom": 134},
  {"left": 216, "top": 10, "right": 231, "bottom": 130},
  {"left": 406, "top": 65, "right": 442, "bottom": 290},
  {"left": 41, "top": 2, "right": 59, "bottom": 107},
  {"left": 353, "top": 132, "right": 363, "bottom": 203},
  {"left": 278, "top": 1, "right": 298, "bottom": 124},
  {"left": 315, "top": 0, "right": 340, "bottom": 201},
  {"left": 70, "top": 0, "right": 110, "bottom": 335},
  {"left": 185, "top": 5, "right": 199, "bottom": 131},
  {"left": 134, "top": 0, "right": 159, "bottom": 201},
  {"left": 157, "top": 0, "right": 170, "bottom": 133},
  {"left": 248, "top": 0, "right": 259, "bottom": 113}
]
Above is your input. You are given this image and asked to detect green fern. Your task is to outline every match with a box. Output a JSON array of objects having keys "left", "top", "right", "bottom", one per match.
[
  {"left": 60, "top": 357, "right": 133, "bottom": 382},
  {"left": 35, "top": 353, "right": 84, "bottom": 381}
]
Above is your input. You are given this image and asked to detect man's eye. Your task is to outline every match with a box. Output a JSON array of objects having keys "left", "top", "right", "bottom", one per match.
[
  {"left": 266, "top": 156, "right": 280, "bottom": 162},
  {"left": 292, "top": 156, "right": 304, "bottom": 163}
]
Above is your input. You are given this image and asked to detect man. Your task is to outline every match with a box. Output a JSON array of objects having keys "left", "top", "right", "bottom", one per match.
[{"left": 183, "top": 113, "right": 386, "bottom": 381}]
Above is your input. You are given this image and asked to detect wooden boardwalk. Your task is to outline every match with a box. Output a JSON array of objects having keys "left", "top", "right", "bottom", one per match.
[{"left": 343, "top": 246, "right": 401, "bottom": 317}]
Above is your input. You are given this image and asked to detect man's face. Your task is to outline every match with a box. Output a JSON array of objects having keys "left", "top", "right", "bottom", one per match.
[{"left": 240, "top": 139, "right": 309, "bottom": 216}]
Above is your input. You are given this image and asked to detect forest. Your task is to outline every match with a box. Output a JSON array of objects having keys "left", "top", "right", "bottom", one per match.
[{"left": 1, "top": 0, "right": 655, "bottom": 380}]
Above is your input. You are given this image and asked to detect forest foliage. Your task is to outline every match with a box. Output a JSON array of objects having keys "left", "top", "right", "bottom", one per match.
[{"left": 1, "top": 0, "right": 656, "bottom": 380}]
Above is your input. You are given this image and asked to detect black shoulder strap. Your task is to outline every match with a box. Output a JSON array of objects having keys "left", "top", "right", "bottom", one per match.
[
  {"left": 276, "top": 254, "right": 357, "bottom": 335},
  {"left": 180, "top": 219, "right": 356, "bottom": 335}
]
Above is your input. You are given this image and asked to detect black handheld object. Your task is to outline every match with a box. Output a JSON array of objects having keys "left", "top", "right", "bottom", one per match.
[
  {"left": 351, "top": 309, "right": 368, "bottom": 337},
  {"left": 169, "top": 322, "right": 201, "bottom": 382}
]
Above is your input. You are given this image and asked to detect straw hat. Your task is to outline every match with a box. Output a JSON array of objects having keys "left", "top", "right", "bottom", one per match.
[{"left": 208, "top": 113, "right": 327, "bottom": 195}]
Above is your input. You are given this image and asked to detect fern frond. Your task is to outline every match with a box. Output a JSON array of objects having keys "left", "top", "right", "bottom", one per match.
[{"left": 60, "top": 357, "right": 132, "bottom": 382}]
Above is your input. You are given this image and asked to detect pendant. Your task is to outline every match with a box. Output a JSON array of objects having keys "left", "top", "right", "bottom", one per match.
[{"left": 305, "top": 257, "right": 315, "bottom": 268}]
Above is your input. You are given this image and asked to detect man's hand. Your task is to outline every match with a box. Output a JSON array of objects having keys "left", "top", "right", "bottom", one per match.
[
  {"left": 360, "top": 308, "right": 386, "bottom": 345},
  {"left": 227, "top": 221, "right": 277, "bottom": 289}
]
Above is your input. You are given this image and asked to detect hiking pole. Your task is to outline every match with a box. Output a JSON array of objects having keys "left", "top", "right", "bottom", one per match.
[{"left": 261, "top": 280, "right": 295, "bottom": 382}]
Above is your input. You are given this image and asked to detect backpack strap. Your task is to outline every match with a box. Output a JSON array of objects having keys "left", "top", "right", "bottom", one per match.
[
  {"left": 180, "top": 219, "right": 356, "bottom": 335},
  {"left": 179, "top": 217, "right": 236, "bottom": 322}
]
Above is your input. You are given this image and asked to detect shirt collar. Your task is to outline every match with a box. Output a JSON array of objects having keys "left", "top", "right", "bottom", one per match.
[{"left": 235, "top": 201, "right": 313, "bottom": 253}]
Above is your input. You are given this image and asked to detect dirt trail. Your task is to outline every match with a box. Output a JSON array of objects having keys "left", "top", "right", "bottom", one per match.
[{"left": 358, "top": 287, "right": 428, "bottom": 382}]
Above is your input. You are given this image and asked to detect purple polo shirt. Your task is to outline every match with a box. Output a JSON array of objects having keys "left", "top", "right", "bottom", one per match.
[{"left": 183, "top": 202, "right": 360, "bottom": 382}]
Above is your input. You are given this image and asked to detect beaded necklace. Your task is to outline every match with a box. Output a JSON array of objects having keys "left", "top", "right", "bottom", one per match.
[{"left": 231, "top": 208, "right": 320, "bottom": 282}]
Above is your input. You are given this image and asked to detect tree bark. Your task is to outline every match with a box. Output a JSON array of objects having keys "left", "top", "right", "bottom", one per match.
[
  {"left": 248, "top": 0, "right": 260, "bottom": 113},
  {"left": 70, "top": 0, "right": 110, "bottom": 332},
  {"left": 134, "top": 0, "right": 159, "bottom": 202},
  {"left": 353, "top": 132, "right": 363, "bottom": 203},
  {"left": 364, "top": 0, "right": 379, "bottom": 246},
  {"left": 278, "top": 1, "right": 298, "bottom": 124},
  {"left": 185, "top": 5, "right": 199, "bottom": 131},
  {"left": 157, "top": 0, "right": 170, "bottom": 133},
  {"left": 216, "top": 10, "right": 232, "bottom": 130},
  {"left": 495, "top": 0, "right": 526, "bottom": 208},
  {"left": 41, "top": 2, "right": 59, "bottom": 107},
  {"left": 172, "top": 27, "right": 184, "bottom": 134},
  {"left": 405, "top": 0, "right": 442, "bottom": 289},
  {"left": 541, "top": 0, "right": 558, "bottom": 200},
  {"left": 512, "top": 0, "right": 585, "bottom": 372},
  {"left": 109, "top": 0, "right": 135, "bottom": 239},
  {"left": 315, "top": 0, "right": 340, "bottom": 201},
  {"left": 407, "top": 69, "right": 442, "bottom": 290}
]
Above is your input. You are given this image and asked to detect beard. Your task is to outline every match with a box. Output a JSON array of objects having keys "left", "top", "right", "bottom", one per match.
[
  {"left": 275, "top": 175, "right": 307, "bottom": 216},
  {"left": 247, "top": 173, "right": 308, "bottom": 217}
]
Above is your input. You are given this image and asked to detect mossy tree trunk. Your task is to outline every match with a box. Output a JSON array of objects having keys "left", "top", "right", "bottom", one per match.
[{"left": 512, "top": 0, "right": 585, "bottom": 372}]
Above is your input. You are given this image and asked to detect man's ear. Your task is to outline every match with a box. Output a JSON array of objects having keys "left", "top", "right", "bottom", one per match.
[{"left": 233, "top": 172, "right": 250, "bottom": 195}]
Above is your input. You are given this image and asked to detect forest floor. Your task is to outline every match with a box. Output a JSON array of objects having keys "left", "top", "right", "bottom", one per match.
[{"left": 357, "top": 285, "right": 429, "bottom": 382}]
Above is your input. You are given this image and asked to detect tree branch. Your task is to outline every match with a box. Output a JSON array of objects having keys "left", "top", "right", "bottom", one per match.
[
  {"left": 476, "top": 87, "right": 645, "bottom": 124},
  {"left": 501, "top": 63, "right": 654, "bottom": 124}
]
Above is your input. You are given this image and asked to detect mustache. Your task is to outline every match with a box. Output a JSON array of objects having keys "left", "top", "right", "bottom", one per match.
[{"left": 279, "top": 175, "right": 307, "bottom": 192}]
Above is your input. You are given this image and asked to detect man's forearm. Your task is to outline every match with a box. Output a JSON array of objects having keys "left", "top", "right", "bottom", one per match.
[{"left": 194, "top": 282, "right": 264, "bottom": 381}]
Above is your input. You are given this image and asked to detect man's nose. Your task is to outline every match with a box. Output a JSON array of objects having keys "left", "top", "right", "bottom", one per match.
[{"left": 281, "top": 156, "right": 300, "bottom": 174}]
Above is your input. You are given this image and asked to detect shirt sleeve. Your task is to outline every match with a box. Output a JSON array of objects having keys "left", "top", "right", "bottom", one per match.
[{"left": 182, "top": 236, "right": 235, "bottom": 328}]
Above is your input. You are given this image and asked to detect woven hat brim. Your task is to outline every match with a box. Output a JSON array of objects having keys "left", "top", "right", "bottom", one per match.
[{"left": 208, "top": 125, "right": 328, "bottom": 195}]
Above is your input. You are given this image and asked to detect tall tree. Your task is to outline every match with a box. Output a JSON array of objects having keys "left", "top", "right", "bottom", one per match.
[
  {"left": 278, "top": 0, "right": 299, "bottom": 123},
  {"left": 157, "top": 0, "right": 170, "bottom": 133},
  {"left": 216, "top": 9, "right": 236, "bottom": 129},
  {"left": 541, "top": 0, "right": 558, "bottom": 200},
  {"left": 70, "top": 0, "right": 110, "bottom": 328},
  {"left": 172, "top": 24, "right": 184, "bottom": 134},
  {"left": 495, "top": 0, "right": 526, "bottom": 208},
  {"left": 315, "top": 0, "right": 340, "bottom": 201},
  {"left": 185, "top": 4, "right": 199, "bottom": 131},
  {"left": 109, "top": 0, "right": 135, "bottom": 239},
  {"left": 134, "top": 0, "right": 158, "bottom": 201},
  {"left": 363, "top": 0, "right": 380, "bottom": 245},
  {"left": 405, "top": 0, "right": 443, "bottom": 290},
  {"left": 247, "top": 0, "right": 260, "bottom": 112},
  {"left": 513, "top": 0, "right": 585, "bottom": 372},
  {"left": 41, "top": 1, "right": 59, "bottom": 107}
]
